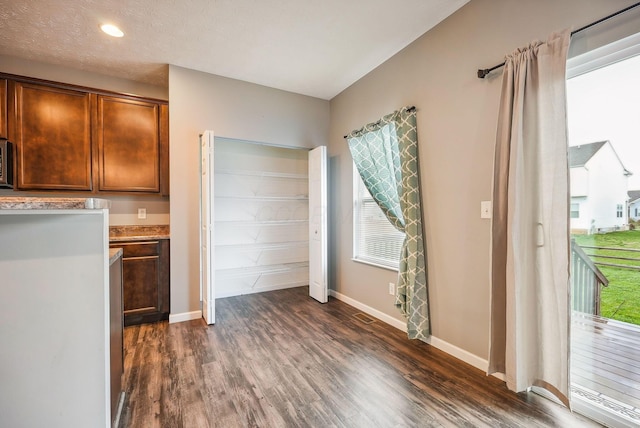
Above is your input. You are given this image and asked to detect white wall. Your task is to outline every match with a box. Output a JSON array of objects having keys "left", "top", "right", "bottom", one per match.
[
  {"left": 168, "top": 65, "right": 329, "bottom": 317},
  {"left": 571, "top": 167, "right": 591, "bottom": 231},
  {"left": 108, "top": 196, "right": 170, "bottom": 226},
  {"left": 328, "top": 0, "right": 640, "bottom": 362},
  {"left": 571, "top": 196, "right": 591, "bottom": 232},
  {"left": 571, "top": 167, "right": 589, "bottom": 197},
  {"left": 586, "top": 143, "right": 629, "bottom": 230},
  {"left": 630, "top": 201, "right": 640, "bottom": 220}
]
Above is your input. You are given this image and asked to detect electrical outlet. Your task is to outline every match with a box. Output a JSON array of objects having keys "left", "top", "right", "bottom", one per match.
[
  {"left": 389, "top": 282, "right": 395, "bottom": 295},
  {"left": 137, "top": 208, "right": 147, "bottom": 219},
  {"left": 481, "top": 201, "right": 492, "bottom": 219}
]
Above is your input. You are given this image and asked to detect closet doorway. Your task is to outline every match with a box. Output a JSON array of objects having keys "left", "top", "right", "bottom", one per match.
[{"left": 200, "top": 132, "right": 327, "bottom": 324}]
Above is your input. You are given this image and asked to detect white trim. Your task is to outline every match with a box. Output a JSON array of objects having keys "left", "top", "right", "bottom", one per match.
[
  {"left": 330, "top": 289, "right": 407, "bottom": 331},
  {"left": 427, "top": 336, "right": 493, "bottom": 376},
  {"left": 214, "top": 135, "right": 310, "bottom": 152},
  {"left": 351, "top": 257, "right": 399, "bottom": 272},
  {"left": 568, "top": 31, "right": 640, "bottom": 79},
  {"left": 169, "top": 310, "right": 202, "bottom": 324},
  {"left": 572, "top": 392, "right": 639, "bottom": 428},
  {"left": 328, "top": 289, "right": 498, "bottom": 377}
]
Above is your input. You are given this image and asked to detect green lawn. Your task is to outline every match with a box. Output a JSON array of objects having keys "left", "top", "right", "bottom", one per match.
[{"left": 573, "top": 231, "right": 640, "bottom": 325}]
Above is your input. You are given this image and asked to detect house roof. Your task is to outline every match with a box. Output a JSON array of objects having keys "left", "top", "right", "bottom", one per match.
[
  {"left": 569, "top": 141, "right": 607, "bottom": 167},
  {"left": 629, "top": 190, "right": 640, "bottom": 204},
  {"left": 569, "top": 140, "right": 632, "bottom": 176}
]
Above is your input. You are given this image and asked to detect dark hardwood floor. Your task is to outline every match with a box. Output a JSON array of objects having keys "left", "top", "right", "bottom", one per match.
[{"left": 119, "top": 287, "right": 600, "bottom": 427}]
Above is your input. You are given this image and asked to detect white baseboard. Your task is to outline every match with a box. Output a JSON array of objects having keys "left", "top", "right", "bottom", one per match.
[
  {"left": 216, "top": 282, "right": 307, "bottom": 299},
  {"left": 427, "top": 336, "right": 491, "bottom": 375},
  {"left": 175, "top": 289, "right": 494, "bottom": 379},
  {"left": 169, "top": 310, "right": 202, "bottom": 324},
  {"left": 329, "top": 289, "right": 491, "bottom": 375},
  {"left": 329, "top": 290, "right": 407, "bottom": 332}
]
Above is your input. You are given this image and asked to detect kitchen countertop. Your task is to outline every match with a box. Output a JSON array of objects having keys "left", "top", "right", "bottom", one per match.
[
  {"left": 109, "top": 225, "right": 170, "bottom": 242},
  {"left": 109, "top": 248, "right": 123, "bottom": 265},
  {"left": 0, "top": 197, "right": 111, "bottom": 210}
]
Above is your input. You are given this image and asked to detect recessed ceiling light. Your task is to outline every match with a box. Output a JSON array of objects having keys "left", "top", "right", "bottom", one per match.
[{"left": 101, "top": 24, "right": 124, "bottom": 38}]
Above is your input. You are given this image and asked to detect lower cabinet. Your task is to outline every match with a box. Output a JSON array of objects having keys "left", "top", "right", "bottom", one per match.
[{"left": 110, "top": 239, "right": 170, "bottom": 326}]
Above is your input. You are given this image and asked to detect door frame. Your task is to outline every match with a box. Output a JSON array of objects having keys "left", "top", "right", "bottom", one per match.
[
  {"left": 200, "top": 130, "right": 215, "bottom": 324},
  {"left": 308, "top": 145, "right": 328, "bottom": 303}
]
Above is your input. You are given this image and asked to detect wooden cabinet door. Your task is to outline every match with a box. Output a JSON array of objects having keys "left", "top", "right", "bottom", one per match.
[
  {"left": 97, "top": 96, "right": 160, "bottom": 193},
  {"left": 14, "top": 82, "right": 92, "bottom": 190},
  {"left": 123, "top": 256, "right": 159, "bottom": 313},
  {"left": 114, "top": 240, "right": 170, "bottom": 326},
  {"left": 0, "top": 79, "right": 6, "bottom": 139}
]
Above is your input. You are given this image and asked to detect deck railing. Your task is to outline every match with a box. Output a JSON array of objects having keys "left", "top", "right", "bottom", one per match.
[
  {"left": 571, "top": 240, "right": 609, "bottom": 315},
  {"left": 580, "top": 245, "right": 640, "bottom": 270}
]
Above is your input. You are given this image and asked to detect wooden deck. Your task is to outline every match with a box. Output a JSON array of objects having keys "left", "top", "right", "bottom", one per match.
[{"left": 571, "top": 312, "right": 640, "bottom": 422}]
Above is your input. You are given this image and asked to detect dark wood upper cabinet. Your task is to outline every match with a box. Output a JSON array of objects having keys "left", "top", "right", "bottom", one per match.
[
  {"left": 97, "top": 96, "right": 161, "bottom": 193},
  {"left": 1, "top": 73, "right": 169, "bottom": 195},
  {"left": 14, "top": 82, "right": 93, "bottom": 191},
  {"left": 0, "top": 79, "right": 7, "bottom": 139}
]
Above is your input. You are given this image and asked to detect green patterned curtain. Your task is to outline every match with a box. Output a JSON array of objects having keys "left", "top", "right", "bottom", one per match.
[{"left": 347, "top": 106, "right": 429, "bottom": 341}]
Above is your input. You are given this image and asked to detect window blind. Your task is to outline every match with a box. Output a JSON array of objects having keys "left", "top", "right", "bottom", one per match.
[{"left": 354, "top": 171, "right": 404, "bottom": 269}]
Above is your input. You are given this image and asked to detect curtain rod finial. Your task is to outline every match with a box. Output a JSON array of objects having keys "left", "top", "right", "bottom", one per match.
[{"left": 477, "top": 69, "right": 489, "bottom": 79}]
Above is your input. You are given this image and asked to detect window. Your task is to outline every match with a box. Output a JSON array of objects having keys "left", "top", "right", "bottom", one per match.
[
  {"left": 570, "top": 203, "right": 580, "bottom": 218},
  {"left": 616, "top": 204, "right": 623, "bottom": 218},
  {"left": 353, "top": 167, "right": 405, "bottom": 269}
]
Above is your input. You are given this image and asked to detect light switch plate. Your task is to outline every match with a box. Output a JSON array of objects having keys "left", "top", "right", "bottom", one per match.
[
  {"left": 138, "top": 208, "right": 147, "bottom": 219},
  {"left": 481, "top": 201, "right": 492, "bottom": 219}
]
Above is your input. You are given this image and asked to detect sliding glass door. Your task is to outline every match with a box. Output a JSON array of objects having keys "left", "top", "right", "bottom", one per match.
[{"left": 567, "top": 35, "right": 640, "bottom": 427}]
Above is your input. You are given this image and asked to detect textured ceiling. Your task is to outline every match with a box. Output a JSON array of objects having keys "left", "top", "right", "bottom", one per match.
[{"left": 0, "top": 0, "right": 468, "bottom": 100}]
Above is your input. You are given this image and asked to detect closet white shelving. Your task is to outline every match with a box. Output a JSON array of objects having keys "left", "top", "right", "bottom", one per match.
[{"left": 213, "top": 140, "right": 309, "bottom": 298}]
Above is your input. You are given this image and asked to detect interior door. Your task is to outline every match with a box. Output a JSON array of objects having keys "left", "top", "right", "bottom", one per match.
[
  {"left": 309, "top": 146, "right": 328, "bottom": 303},
  {"left": 200, "top": 130, "right": 215, "bottom": 324}
]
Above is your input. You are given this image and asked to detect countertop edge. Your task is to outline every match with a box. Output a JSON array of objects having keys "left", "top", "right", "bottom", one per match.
[
  {"left": 109, "top": 248, "right": 123, "bottom": 265},
  {"left": 109, "top": 235, "right": 170, "bottom": 242},
  {"left": 0, "top": 197, "right": 111, "bottom": 210}
]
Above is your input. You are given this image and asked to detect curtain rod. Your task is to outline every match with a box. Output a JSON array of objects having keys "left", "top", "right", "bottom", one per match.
[
  {"left": 343, "top": 106, "right": 416, "bottom": 139},
  {"left": 476, "top": 1, "right": 640, "bottom": 78}
]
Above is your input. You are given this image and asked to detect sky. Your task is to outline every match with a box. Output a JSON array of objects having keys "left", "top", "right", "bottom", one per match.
[{"left": 567, "top": 54, "right": 640, "bottom": 189}]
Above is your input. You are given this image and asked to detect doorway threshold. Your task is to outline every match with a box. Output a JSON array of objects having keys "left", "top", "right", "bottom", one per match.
[{"left": 572, "top": 384, "right": 640, "bottom": 427}]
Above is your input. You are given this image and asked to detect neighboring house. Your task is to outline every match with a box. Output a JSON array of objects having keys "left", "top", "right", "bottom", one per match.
[
  {"left": 629, "top": 190, "right": 640, "bottom": 221},
  {"left": 570, "top": 141, "right": 632, "bottom": 234}
]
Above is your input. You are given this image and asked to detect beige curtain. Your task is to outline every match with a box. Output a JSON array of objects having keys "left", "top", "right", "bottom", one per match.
[{"left": 489, "top": 29, "right": 572, "bottom": 406}]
